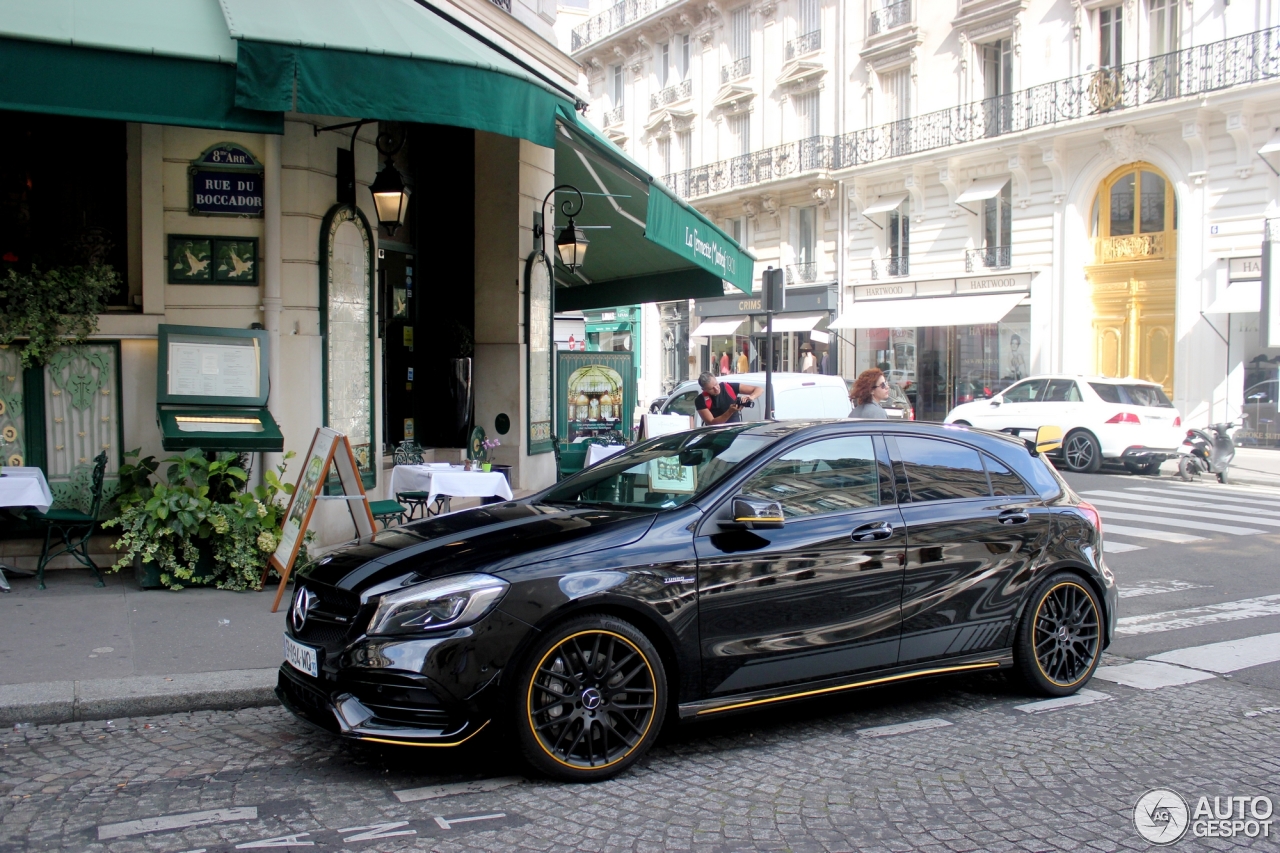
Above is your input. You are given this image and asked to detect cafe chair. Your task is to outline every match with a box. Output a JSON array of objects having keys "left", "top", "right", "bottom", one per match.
[
  {"left": 392, "top": 439, "right": 435, "bottom": 519},
  {"left": 368, "top": 499, "right": 407, "bottom": 529},
  {"left": 30, "top": 451, "right": 108, "bottom": 590}
]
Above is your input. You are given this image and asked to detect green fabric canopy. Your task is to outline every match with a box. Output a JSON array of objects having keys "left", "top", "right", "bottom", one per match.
[
  {"left": 223, "top": 0, "right": 573, "bottom": 146},
  {"left": 552, "top": 108, "right": 754, "bottom": 312}
]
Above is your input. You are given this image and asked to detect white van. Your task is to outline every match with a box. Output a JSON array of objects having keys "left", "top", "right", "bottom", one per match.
[{"left": 652, "top": 372, "right": 852, "bottom": 423}]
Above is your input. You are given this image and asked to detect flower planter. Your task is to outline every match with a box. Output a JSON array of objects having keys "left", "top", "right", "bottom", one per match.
[{"left": 134, "top": 538, "right": 218, "bottom": 590}]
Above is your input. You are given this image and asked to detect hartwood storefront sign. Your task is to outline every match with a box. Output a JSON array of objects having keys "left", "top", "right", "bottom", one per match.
[{"left": 854, "top": 272, "right": 1032, "bottom": 301}]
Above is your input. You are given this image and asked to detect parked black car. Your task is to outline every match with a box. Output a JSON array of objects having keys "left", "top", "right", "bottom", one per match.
[{"left": 278, "top": 421, "right": 1115, "bottom": 782}]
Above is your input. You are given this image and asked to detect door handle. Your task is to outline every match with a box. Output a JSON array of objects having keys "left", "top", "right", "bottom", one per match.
[
  {"left": 998, "top": 510, "right": 1030, "bottom": 525},
  {"left": 851, "top": 521, "right": 894, "bottom": 542}
]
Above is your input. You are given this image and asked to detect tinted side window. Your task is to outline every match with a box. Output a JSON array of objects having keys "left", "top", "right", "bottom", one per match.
[
  {"left": 1121, "top": 384, "right": 1173, "bottom": 407},
  {"left": 984, "top": 454, "right": 1030, "bottom": 496},
  {"left": 1002, "top": 380, "right": 1046, "bottom": 403},
  {"left": 665, "top": 390, "right": 699, "bottom": 417},
  {"left": 741, "top": 435, "right": 879, "bottom": 517},
  {"left": 1044, "top": 380, "right": 1081, "bottom": 402},
  {"left": 1089, "top": 382, "right": 1123, "bottom": 404},
  {"left": 896, "top": 437, "right": 991, "bottom": 502}
]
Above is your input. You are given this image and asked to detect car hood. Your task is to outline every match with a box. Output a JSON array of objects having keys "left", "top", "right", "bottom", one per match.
[{"left": 295, "top": 502, "right": 657, "bottom": 596}]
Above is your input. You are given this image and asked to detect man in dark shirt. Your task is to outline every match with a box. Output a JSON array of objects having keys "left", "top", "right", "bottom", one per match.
[{"left": 694, "top": 372, "right": 762, "bottom": 424}]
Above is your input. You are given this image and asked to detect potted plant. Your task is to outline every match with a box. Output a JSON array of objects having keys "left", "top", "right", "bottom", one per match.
[
  {"left": 479, "top": 437, "right": 501, "bottom": 472},
  {"left": 104, "top": 448, "right": 297, "bottom": 591}
]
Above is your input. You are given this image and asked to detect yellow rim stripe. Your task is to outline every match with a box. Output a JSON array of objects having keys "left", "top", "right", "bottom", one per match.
[
  {"left": 1033, "top": 581, "right": 1100, "bottom": 688},
  {"left": 527, "top": 629, "right": 658, "bottom": 771},
  {"left": 695, "top": 661, "right": 1001, "bottom": 716},
  {"left": 357, "top": 719, "right": 489, "bottom": 748}
]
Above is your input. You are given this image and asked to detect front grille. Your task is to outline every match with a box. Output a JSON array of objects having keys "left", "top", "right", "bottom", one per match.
[
  {"left": 291, "top": 582, "right": 364, "bottom": 651},
  {"left": 295, "top": 620, "right": 350, "bottom": 648},
  {"left": 345, "top": 673, "right": 457, "bottom": 730}
]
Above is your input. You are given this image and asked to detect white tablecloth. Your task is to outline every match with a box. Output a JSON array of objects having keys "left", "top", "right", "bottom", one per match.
[
  {"left": 388, "top": 465, "right": 514, "bottom": 508},
  {"left": 0, "top": 468, "right": 53, "bottom": 513},
  {"left": 584, "top": 444, "right": 627, "bottom": 467}
]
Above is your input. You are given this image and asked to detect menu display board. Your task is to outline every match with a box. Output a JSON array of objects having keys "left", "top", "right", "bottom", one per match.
[{"left": 167, "top": 339, "right": 260, "bottom": 399}]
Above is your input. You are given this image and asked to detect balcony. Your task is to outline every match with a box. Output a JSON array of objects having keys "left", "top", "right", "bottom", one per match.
[
  {"left": 662, "top": 136, "right": 834, "bottom": 200},
  {"left": 650, "top": 79, "right": 693, "bottom": 110},
  {"left": 870, "top": 256, "right": 910, "bottom": 279},
  {"left": 722, "top": 56, "right": 751, "bottom": 84},
  {"left": 604, "top": 104, "right": 625, "bottom": 126},
  {"left": 571, "top": 0, "right": 678, "bottom": 52},
  {"left": 869, "top": 0, "right": 911, "bottom": 35},
  {"left": 661, "top": 27, "right": 1280, "bottom": 202},
  {"left": 786, "top": 263, "right": 819, "bottom": 284},
  {"left": 965, "top": 246, "right": 1011, "bottom": 272},
  {"left": 786, "top": 30, "right": 822, "bottom": 60},
  {"left": 487, "top": 0, "right": 512, "bottom": 10}
]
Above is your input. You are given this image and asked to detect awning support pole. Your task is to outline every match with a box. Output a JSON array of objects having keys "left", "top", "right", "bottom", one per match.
[{"left": 956, "top": 203, "right": 979, "bottom": 216}]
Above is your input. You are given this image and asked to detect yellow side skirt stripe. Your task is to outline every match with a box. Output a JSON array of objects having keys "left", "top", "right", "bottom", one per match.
[
  {"left": 695, "top": 661, "right": 1001, "bottom": 716},
  {"left": 356, "top": 719, "right": 490, "bottom": 748}
]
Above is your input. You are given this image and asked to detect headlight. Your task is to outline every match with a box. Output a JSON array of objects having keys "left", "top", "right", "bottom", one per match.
[{"left": 366, "top": 573, "right": 508, "bottom": 636}]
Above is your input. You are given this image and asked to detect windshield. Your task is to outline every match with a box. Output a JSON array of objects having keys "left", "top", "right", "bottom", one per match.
[{"left": 541, "top": 426, "right": 773, "bottom": 510}]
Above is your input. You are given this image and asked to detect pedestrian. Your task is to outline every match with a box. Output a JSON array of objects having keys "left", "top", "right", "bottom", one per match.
[
  {"left": 694, "top": 371, "right": 762, "bottom": 424},
  {"left": 849, "top": 368, "right": 890, "bottom": 419}
]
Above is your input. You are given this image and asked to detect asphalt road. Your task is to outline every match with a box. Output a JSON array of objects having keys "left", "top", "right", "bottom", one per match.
[{"left": 2, "top": 468, "right": 1279, "bottom": 852}]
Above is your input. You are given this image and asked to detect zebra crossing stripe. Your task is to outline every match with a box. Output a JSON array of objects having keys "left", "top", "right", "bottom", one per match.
[
  {"left": 1080, "top": 490, "right": 1280, "bottom": 518},
  {"left": 1101, "top": 524, "right": 1205, "bottom": 543},
  {"left": 1084, "top": 497, "right": 1280, "bottom": 528},
  {"left": 1103, "top": 540, "right": 1146, "bottom": 553},
  {"left": 1125, "top": 485, "right": 1280, "bottom": 511},
  {"left": 1096, "top": 510, "right": 1262, "bottom": 535},
  {"left": 1155, "top": 483, "right": 1280, "bottom": 503},
  {"left": 1148, "top": 632, "right": 1280, "bottom": 673},
  {"left": 1116, "top": 593, "right": 1280, "bottom": 636},
  {"left": 1119, "top": 580, "right": 1210, "bottom": 599}
]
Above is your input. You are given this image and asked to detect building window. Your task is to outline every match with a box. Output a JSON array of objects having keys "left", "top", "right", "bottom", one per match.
[
  {"left": 678, "top": 33, "right": 691, "bottom": 80},
  {"left": 982, "top": 38, "right": 1013, "bottom": 136},
  {"left": 983, "top": 182, "right": 1011, "bottom": 249},
  {"left": 727, "top": 217, "right": 746, "bottom": 244},
  {"left": 677, "top": 130, "right": 693, "bottom": 172},
  {"left": 1099, "top": 6, "right": 1123, "bottom": 67},
  {"left": 882, "top": 67, "right": 911, "bottom": 122},
  {"left": 658, "top": 41, "right": 670, "bottom": 87},
  {"left": 797, "top": 207, "right": 816, "bottom": 265},
  {"left": 887, "top": 197, "right": 909, "bottom": 276},
  {"left": 658, "top": 137, "right": 672, "bottom": 175},
  {"left": 731, "top": 7, "right": 751, "bottom": 60},
  {"left": 729, "top": 113, "right": 751, "bottom": 156},
  {"left": 794, "top": 91, "right": 820, "bottom": 139},
  {"left": 610, "top": 64, "right": 625, "bottom": 106},
  {"left": 798, "top": 0, "right": 820, "bottom": 38},
  {"left": 1149, "top": 0, "right": 1178, "bottom": 55}
]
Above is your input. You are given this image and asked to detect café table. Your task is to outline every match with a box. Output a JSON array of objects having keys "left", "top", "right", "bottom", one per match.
[
  {"left": 0, "top": 467, "right": 53, "bottom": 582},
  {"left": 386, "top": 463, "right": 515, "bottom": 518},
  {"left": 584, "top": 444, "right": 627, "bottom": 467}
]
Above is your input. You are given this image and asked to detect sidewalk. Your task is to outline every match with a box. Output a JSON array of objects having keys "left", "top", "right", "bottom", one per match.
[{"left": 1227, "top": 446, "right": 1280, "bottom": 488}]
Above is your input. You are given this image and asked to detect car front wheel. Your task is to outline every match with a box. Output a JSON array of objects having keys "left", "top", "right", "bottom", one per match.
[
  {"left": 1013, "top": 572, "right": 1103, "bottom": 696},
  {"left": 1062, "top": 430, "right": 1102, "bottom": 472},
  {"left": 513, "top": 615, "right": 667, "bottom": 782}
]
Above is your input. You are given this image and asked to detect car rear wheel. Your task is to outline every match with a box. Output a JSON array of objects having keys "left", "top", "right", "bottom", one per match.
[
  {"left": 1123, "top": 459, "right": 1161, "bottom": 476},
  {"left": 1062, "top": 430, "right": 1102, "bottom": 473},
  {"left": 1013, "top": 572, "right": 1103, "bottom": 697},
  {"left": 513, "top": 615, "right": 667, "bottom": 782}
]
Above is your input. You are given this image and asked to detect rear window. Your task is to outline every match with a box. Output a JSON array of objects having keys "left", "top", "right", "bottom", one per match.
[
  {"left": 1023, "top": 454, "right": 1065, "bottom": 500},
  {"left": 1089, "top": 382, "right": 1123, "bottom": 404},
  {"left": 984, "top": 454, "right": 1030, "bottom": 496},
  {"left": 1120, "top": 384, "right": 1173, "bottom": 408}
]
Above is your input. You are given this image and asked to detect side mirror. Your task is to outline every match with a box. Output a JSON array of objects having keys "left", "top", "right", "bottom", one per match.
[
  {"left": 989, "top": 395, "right": 1003, "bottom": 407},
  {"left": 720, "top": 496, "right": 784, "bottom": 530},
  {"left": 649, "top": 402, "right": 662, "bottom": 414},
  {"left": 1033, "top": 424, "right": 1063, "bottom": 455}
]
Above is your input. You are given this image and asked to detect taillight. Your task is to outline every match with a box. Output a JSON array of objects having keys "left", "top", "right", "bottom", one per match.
[
  {"left": 1186, "top": 429, "right": 1196, "bottom": 439},
  {"left": 1105, "top": 412, "right": 1141, "bottom": 424},
  {"left": 1173, "top": 416, "right": 1181, "bottom": 427},
  {"left": 1077, "top": 500, "right": 1102, "bottom": 538}
]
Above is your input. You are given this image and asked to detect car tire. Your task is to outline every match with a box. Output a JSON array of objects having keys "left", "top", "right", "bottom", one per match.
[
  {"left": 1217, "top": 470, "right": 1229, "bottom": 484},
  {"left": 1123, "top": 459, "right": 1161, "bottom": 476},
  {"left": 512, "top": 614, "right": 667, "bottom": 782},
  {"left": 1062, "top": 430, "right": 1102, "bottom": 473},
  {"left": 1012, "top": 572, "right": 1104, "bottom": 697}
]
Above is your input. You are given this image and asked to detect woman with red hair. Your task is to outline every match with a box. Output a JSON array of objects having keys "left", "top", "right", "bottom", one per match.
[{"left": 849, "top": 368, "right": 890, "bottom": 419}]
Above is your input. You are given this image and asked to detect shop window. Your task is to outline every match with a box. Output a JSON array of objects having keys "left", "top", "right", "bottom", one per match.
[{"left": 0, "top": 112, "right": 130, "bottom": 306}]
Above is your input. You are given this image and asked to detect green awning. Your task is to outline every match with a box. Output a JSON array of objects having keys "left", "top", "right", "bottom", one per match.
[
  {"left": 0, "top": 0, "right": 282, "bottom": 133},
  {"left": 223, "top": 0, "right": 573, "bottom": 147},
  {"left": 553, "top": 108, "right": 754, "bottom": 312}
]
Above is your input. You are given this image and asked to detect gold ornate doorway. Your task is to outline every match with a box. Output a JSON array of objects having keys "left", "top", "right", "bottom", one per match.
[{"left": 1084, "top": 163, "right": 1176, "bottom": 394}]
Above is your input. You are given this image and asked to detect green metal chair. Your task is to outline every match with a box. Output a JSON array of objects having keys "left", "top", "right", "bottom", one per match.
[
  {"left": 392, "top": 439, "right": 448, "bottom": 518},
  {"left": 30, "top": 451, "right": 108, "bottom": 590},
  {"left": 368, "top": 499, "right": 407, "bottom": 529}
]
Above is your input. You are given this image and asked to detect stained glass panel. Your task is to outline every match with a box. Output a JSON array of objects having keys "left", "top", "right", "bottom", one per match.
[{"left": 324, "top": 208, "right": 374, "bottom": 481}]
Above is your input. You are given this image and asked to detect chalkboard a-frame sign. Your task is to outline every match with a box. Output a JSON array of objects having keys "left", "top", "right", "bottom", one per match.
[{"left": 189, "top": 143, "right": 264, "bottom": 218}]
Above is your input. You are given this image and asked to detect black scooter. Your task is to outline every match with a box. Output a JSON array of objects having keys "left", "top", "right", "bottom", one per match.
[{"left": 1176, "top": 421, "right": 1237, "bottom": 483}]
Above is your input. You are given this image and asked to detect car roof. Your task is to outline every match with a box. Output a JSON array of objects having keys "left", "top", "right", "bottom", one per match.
[
  {"left": 1012, "top": 374, "right": 1163, "bottom": 386},
  {"left": 711, "top": 418, "right": 1031, "bottom": 453}
]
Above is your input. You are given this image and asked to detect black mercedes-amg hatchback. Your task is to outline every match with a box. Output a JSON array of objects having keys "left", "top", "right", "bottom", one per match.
[{"left": 277, "top": 421, "right": 1115, "bottom": 781}]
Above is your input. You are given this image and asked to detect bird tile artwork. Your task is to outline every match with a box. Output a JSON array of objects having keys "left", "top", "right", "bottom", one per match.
[
  {"left": 214, "top": 238, "right": 259, "bottom": 284},
  {"left": 167, "top": 236, "right": 213, "bottom": 283}
]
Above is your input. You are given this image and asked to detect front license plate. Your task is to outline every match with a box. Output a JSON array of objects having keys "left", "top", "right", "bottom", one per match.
[{"left": 283, "top": 634, "right": 319, "bottom": 678}]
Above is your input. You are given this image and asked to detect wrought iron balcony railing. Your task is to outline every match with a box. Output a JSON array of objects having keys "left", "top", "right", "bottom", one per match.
[
  {"left": 965, "top": 246, "right": 1012, "bottom": 272},
  {"left": 663, "top": 27, "right": 1280, "bottom": 201},
  {"left": 869, "top": 0, "right": 911, "bottom": 35},
  {"left": 786, "top": 29, "right": 822, "bottom": 60},
  {"left": 650, "top": 79, "right": 693, "bottom": 110},
  {"left": 604, "top": 104, "right": 625, "bottom": 126},
  {"left": 870, "top": 256, "right": 910, "bottom": 279},
  {"left": 488, "top": 0, "right": 512, "bottom": 11},
  {"left": 571, "top": 0, "right": 677, "bottom": 52},
  {"left": 722, "top": 56, "right": 752, "bottom": 84},
  {"left": 661, "top": 136, "right": 835, "bottom": 200},
  {"left": 786, "top": 263, "right": 819, "bottom": 284}
]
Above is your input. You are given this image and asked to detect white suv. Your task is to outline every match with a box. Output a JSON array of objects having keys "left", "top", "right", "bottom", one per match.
[{"left": 943, "top": 375, "right": 1183, "bottom": 473}]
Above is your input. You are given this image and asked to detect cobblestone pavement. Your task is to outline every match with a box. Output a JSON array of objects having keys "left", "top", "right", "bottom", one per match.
[{"left": 2, "top": 662, "right": 1278, "bottom": 852}]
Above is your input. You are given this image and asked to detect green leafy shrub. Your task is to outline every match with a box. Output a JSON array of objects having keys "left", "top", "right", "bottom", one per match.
[
  {"left": 104, "top": 448, "right": 297, "bottom": 590},
  {"left": 0, "top": 264, "right": 119, "bottom": 367}
]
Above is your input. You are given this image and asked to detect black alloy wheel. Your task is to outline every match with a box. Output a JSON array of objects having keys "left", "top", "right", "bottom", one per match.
[
  {"left": 1062, "top": 430, "right": 1102, "bottom": 473},
  {"left": 1014, "top": 572, "right": 1103, "bottom": 696},
  {"left": 514, "top": 615, "right": 666, "bottom": 781}
]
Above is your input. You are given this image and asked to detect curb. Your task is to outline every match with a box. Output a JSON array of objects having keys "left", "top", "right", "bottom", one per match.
[{"left": 0, "top": 668, "right": 279, "bottom": 727}]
